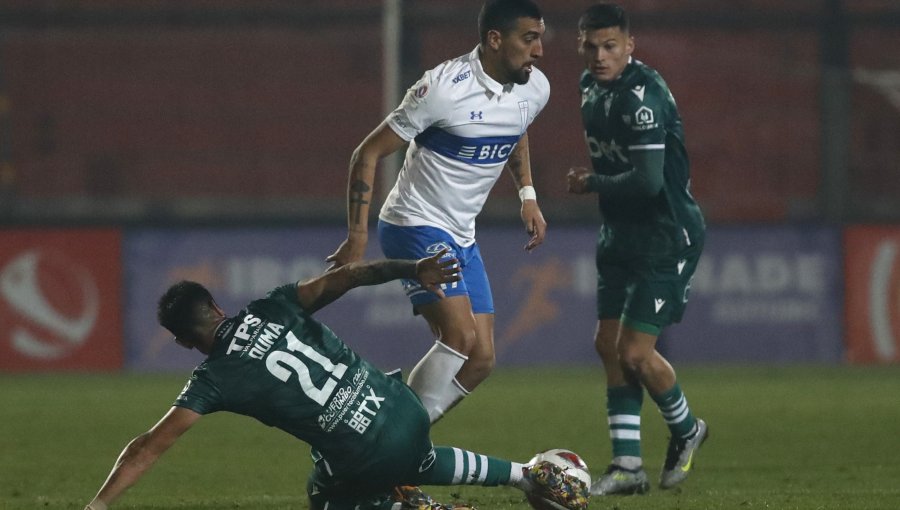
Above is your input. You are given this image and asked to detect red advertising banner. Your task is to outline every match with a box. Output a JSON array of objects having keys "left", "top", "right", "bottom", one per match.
[
  {"left": 0, "top": 229, "right": 123, "bottom": 371},
  {"left": 844, "top": 226, "right": 900, "bottom": 364}
]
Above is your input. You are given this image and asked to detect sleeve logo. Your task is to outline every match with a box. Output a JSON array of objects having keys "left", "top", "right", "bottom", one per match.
[
  {"left": 635, "top": 106, "right": 655, "bottom": 125},
  {"left": 632, "top": 106, "right": 659, "bottom": 131}
]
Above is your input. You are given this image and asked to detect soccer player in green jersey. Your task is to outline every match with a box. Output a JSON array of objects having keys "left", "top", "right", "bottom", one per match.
[
  {"left": 565, "top": 3, "right": 709, "bottom": 496},
  {"left": 83, "top": 250, "right": 588, "bottom": 510}
]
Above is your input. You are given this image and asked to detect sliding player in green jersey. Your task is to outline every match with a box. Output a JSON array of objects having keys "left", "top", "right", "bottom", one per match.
[
  {"left": 566, "top": 3, "right": 709, "bottom": 496},
  {"left": 84, "top": 250, "right": 588, "bottom": 510}
]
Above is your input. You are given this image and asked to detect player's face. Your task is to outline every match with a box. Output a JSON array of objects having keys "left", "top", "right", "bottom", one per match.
[
  {"left": 579, "top": 27, "right": 634, "bottom": 85},
  {"left": 497, "top": 17, "right": 545, "bottom": 85}
]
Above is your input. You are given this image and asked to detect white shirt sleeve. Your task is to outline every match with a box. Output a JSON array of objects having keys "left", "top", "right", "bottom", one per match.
[{"left": 385, "top": 69, "right": 452, "bottom": 141}]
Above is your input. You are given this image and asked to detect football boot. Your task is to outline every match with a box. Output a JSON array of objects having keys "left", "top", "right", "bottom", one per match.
[{"left": 660, "top": 418, "right": 709, "bottom": 489}]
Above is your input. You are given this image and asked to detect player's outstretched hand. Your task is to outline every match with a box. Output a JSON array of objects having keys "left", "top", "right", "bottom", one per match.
[
  {"left": 416, "top": 248, "right": 461, "bottom": 298},
  {"left": 567, "top": 166, "right": 592, "bottom": 194}
]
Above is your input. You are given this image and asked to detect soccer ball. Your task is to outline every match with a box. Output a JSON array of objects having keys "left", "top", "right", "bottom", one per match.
[{"left": 525, "top": 449, "right": 591, "bottom": 510}]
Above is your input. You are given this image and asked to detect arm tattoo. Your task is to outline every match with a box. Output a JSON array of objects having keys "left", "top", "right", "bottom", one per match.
[
  {"left": 507, "top": 149, "right": 525, "bottom": 186},
  {"left": 349, "top": 180, "right": 371, "bottom": 225},
  {"left": 347, "top": 260, "right": 415, "bottom": 287}
]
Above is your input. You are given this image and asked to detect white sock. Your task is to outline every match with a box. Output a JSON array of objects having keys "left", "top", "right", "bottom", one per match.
[
  {"left": 407, "top": 340, "right": 468, "bottom": 423},
  {"left": 612, "top": 455, "right": 642, "bottom": 470},
  {"left": 510, "top": 462, "right": 532, "bottom": 492}
]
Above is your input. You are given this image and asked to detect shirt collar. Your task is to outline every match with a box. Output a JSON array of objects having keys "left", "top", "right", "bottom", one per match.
[{"left": 470, "top": 45, "right": 513, "bottom": 98}]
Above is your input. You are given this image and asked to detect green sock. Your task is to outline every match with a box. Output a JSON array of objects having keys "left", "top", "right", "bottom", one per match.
[
  {"left": 607, "top": 384, "right": 643, "bottom": 459},
  {"left": 416, "top": 446, "right": 514, "bottom": 486},
  {"left": 652, "top": 382, "right": 697, "bottom": 439}
]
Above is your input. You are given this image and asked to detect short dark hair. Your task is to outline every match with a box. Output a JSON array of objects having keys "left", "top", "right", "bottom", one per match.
[
  {"left": 578, "top": 3, "right": 629, "bottom": 33},
  {"left": 157, "top": 280, "right": 214, "bottom": 340},
  {"left": 478, "top": 0, "right": 543, "bottom": 44}
]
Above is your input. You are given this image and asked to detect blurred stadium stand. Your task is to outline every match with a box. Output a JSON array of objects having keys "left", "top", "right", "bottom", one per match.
[{"left": 0, "top": 0, "right": 898, "bottom": 224}]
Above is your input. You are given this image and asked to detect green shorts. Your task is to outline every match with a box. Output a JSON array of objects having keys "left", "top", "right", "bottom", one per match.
[
  {"left": 596, "top": 238, "right": 703, "bottom": 335},
  {"left": 306, "top": 381, "right": 433, "bottom": 510}
]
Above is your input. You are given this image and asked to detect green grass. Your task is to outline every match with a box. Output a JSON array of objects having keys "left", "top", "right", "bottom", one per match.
[{"left": 2, "top": 366, "right": 900, "bottom": 509}]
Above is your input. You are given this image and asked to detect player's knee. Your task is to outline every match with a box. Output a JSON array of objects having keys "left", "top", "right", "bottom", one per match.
[
  {"left": 594, "top": 333, "right": 618, "bottom": 361},
  {"left": 468, "top": 350, "right": 495, "bottom": 376},
  {"left": 440, "top": 327, "right": 478, "bottom": 354},
  {"left": 618, "top": 343, "right": 651, "bottom": 374}
]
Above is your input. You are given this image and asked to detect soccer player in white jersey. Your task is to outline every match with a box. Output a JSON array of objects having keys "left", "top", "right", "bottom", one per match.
[{"left": 328, "top": 0, "right": 550, "bottom": 423}]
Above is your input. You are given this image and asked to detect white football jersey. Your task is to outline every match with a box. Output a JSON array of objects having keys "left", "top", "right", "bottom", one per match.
[{"left": 380, "top": 46, "right": 550, "bottom": 246}]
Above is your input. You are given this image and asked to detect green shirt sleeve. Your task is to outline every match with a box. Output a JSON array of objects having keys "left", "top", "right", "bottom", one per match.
[
  {"left": 586, "top": 149, "right": 664, "bottom": 197},
  {"left": 586, "top": 80, "right": 667, "bottom": 198},
  {"left": 173, "top": 367, "right": 223, "bottom": 415}
]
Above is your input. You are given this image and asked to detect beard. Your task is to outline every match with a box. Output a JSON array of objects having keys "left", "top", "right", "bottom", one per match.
[{"left": 509, "top": 66, "right": 531, "bottom": 85}]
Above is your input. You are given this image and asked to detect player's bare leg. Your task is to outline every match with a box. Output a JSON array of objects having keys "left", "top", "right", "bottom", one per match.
[
  {"left": 618, "top": 326, "right": 708, "bottom": 489},
  {"left": 454, "top": 312, "right": 496, "bottom": 390},
  {"left": 408, "top": 296, "right": 477, "bottom": 423},
  {"left": 616, "top": 328, "right": 674, "bottom": 395},
  {"left": 591, "top": 319, "right": 650, "bottom": 496}
]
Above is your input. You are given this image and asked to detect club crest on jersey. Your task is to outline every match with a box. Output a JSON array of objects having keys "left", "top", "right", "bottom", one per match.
[
  {"left": 635, "top": 106, "right": 654, "bottom": 124},
  {"left": 633, "top": 106, "right": 658, "bottom": 131},
  {"left": 414, "top": 84, "right": 429, "bottom": 99},
  {"left": 518, "top": 100, "right": 529, "bottom": 131}
]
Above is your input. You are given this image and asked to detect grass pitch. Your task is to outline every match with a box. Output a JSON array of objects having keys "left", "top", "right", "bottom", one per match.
[{"left": 2, "top": 365, "right": 899, "bottom": 509}]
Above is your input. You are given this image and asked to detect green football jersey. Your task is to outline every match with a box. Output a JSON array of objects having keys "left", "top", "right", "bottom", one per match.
[
  {"left": 580, "top": 59, "right": 705, "bottom": 255},
  {"left": 173, "top": 284, "right": 424, "bottom": 477}
]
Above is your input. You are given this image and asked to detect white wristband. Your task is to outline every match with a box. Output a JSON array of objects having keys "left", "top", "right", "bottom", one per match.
[{"left": 518, "top": 185, "right": 536, "bottom": 202}]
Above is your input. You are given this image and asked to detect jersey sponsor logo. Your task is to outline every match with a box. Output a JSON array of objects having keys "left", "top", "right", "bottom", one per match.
[
  {"left": 452, "top": 70, "right": 471, "bottom": 84},
  {"left": 390, "top": 112, "right": 410, "bottom": 130},
  {"left": 470, "top": 110, "right": 484, "bottom": 121},
  {"left": 317, "top": 367, "right": 368, "bottom": 432},
  {"left": 226, "top": 313, "right": 263, "bottom": 355},
  {"left": 346, "top": 386, "right": 385, "bottom": 434},
  {"left": 224, "top": 313, "right": 284, "bottom": 359},
  {"left": 654, "top": 298, "right": 666, "bottom": 313},
  {"left": 678, "top": 259, "right": 687, "bottom": 275},
  {"left": 585, "top": 135, "right": 628, "bottom": 163},
  {"left": 414, "top": 127, "right": 521, "bottom": 165}
]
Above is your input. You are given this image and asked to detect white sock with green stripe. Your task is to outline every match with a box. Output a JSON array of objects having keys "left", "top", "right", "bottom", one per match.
[
  {"left": 606, "top": 384, "right": 644, "bottom": 468},
  {"left": 416, "top": 446, "right": 523, "bottom": 488}
]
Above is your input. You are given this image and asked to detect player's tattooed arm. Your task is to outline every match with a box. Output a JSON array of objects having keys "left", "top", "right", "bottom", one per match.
[
  {"left": 505, "top": 132, "right": 546, "bottom": 251},
  {"left": 327, "top": 123, "right": 407, "bottom": 270},
  {"left": 348, "top": 179, "right": 371, "bottom": 227},
  {"left": 298, "top": 250, "right": 460, "bottom": 313},
  {"left": 505, "top": 132, "right": 533, "bottom": 188}
]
